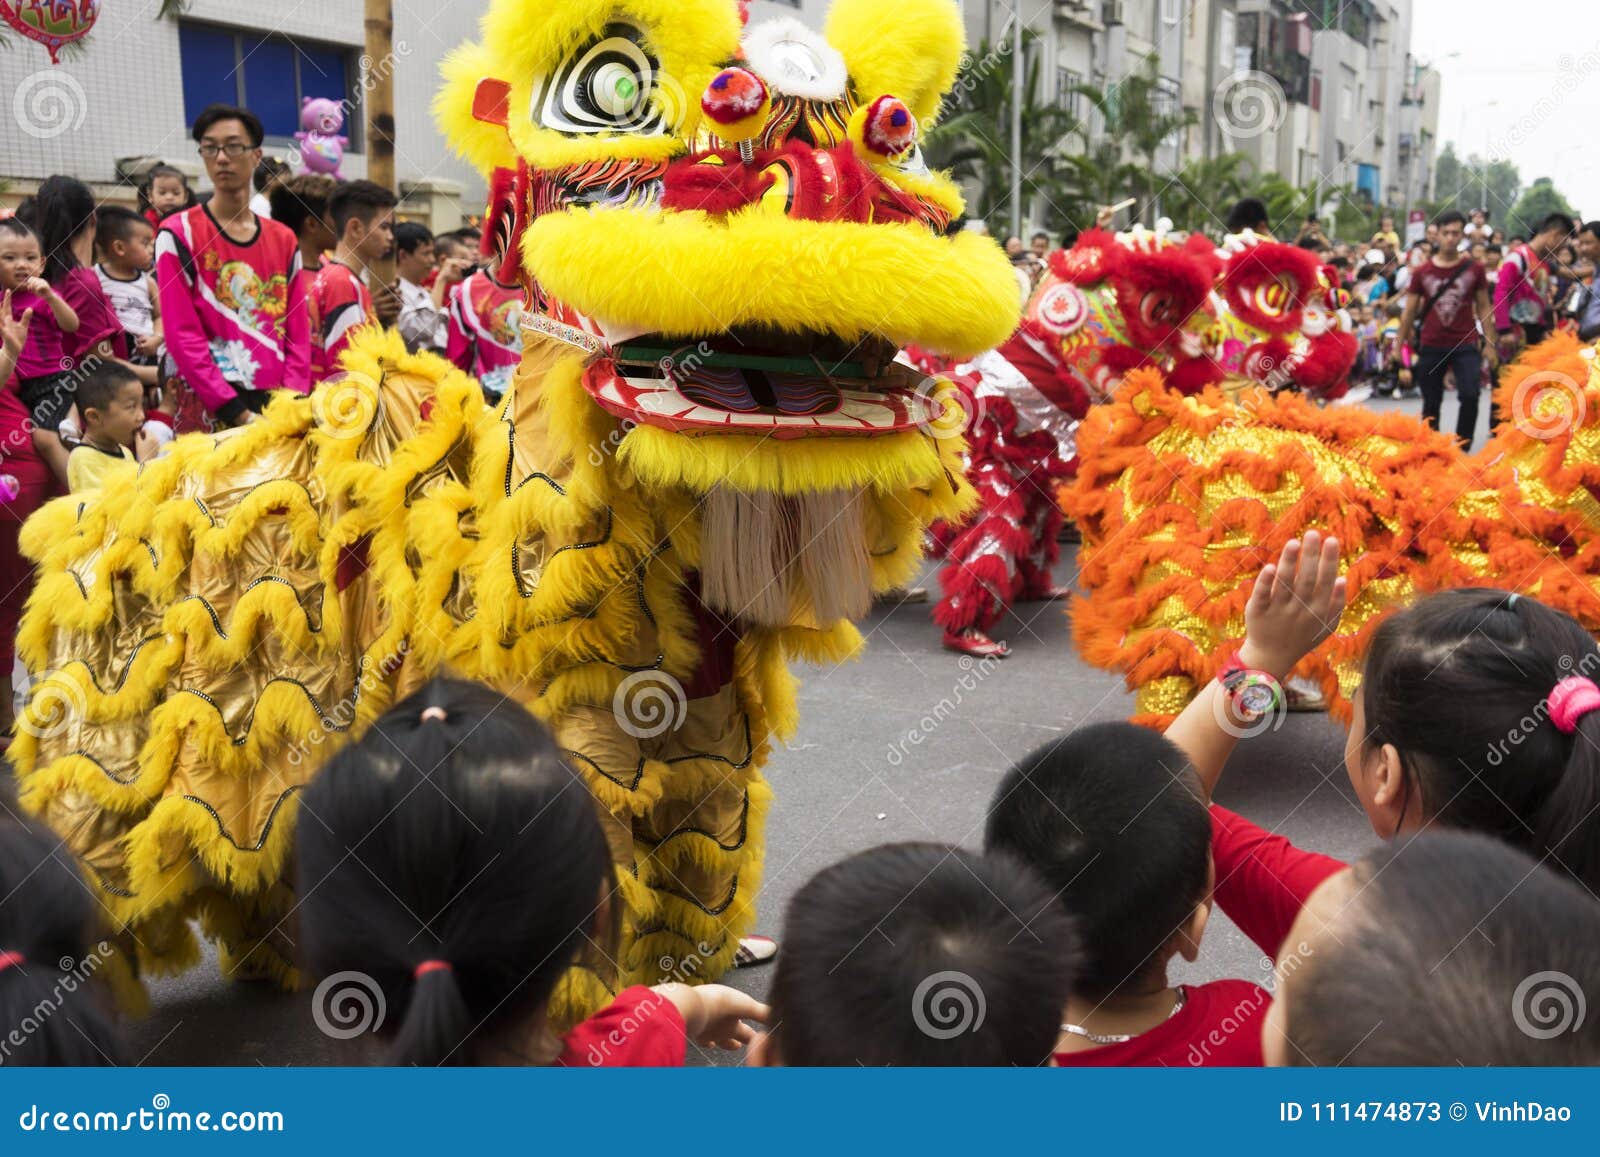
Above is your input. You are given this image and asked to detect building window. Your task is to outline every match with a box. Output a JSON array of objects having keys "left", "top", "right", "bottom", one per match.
[
  {"left": 1057, "top": 68, "right": 1084, "bottom": 119},
  {"left": 1161, "top": 0, "right": 1181, "bottom": 25},
  {"left": 180, "top": 22, "right": 359, "bottom": 145},
  {"left": 1339, "top": 83, "right": 1354, "bottom": 120}
]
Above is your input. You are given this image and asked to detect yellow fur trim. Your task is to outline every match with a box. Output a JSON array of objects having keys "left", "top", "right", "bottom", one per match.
[
  {"left": 434, "top": 42, "right": 520, "bottom": 176},
  {"left": 524, "top": 210, "right": 1022, "bottom": 356},
  {"left": 825, "top": 0, "right": 966, "bottom": 127}
]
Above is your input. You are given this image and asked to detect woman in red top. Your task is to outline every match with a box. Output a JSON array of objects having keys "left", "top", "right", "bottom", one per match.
[
  {"left": 1165, "top": 533, "right": 1600, "bottom": 966},
  {"left": 297, "top": 677, "right": 767, "bottom": 1067}
]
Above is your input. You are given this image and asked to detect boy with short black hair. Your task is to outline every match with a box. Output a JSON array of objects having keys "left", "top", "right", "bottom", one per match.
[
  {"left": 67, "top": 361, "right": 154, "bottom": 493},
  {"left": 748, "top": 842, "right": 1077, "bottom": 1067},
  {"left": 985, "top": 722, "right": 1272, "bottom": 1066},
  {"left": 309, "top": 180, "right": 397, "bottom": 377}
]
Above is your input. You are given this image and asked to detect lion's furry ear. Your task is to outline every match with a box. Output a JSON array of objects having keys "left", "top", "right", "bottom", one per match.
[
  {"left": 435, "top": 41, "right": 520, "bottom": 177},
  {"left": 823, "top": 0, "right": 966, "bottom": 126}
]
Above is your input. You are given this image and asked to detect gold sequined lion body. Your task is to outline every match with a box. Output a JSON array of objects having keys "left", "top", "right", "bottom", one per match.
[
  {"left": 11, "top": 0, "right": 1018, "bottom": 1011},
  {"left": 1063, "top": 334, "right": 1600, "bottom": 725}
]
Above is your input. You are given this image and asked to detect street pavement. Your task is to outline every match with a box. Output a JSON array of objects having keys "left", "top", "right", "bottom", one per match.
[{"left": 125, "top": 386, "right": 1470, "bottom": 1067}]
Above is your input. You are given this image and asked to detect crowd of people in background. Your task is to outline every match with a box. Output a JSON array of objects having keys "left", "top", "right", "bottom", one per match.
[{"left": 997, "top": 198, "right": 1597, "bottom": 452}]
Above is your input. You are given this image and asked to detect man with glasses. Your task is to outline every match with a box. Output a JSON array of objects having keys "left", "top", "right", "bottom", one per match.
[{"left": 156, "top": 104, "right": 311, "bottom": 427}]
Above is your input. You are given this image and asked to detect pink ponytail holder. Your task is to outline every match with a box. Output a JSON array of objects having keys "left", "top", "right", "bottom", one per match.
[
  {"left": 0, "top": 950, "right": 24, "bottom": 974},
  {"left": 1549, "top": 676, "right": 1600, "bottom": 734},
  {"left": 419, "top": 706, "right": 447, "bottom": 723},
  {"left": 414, "top": 959, "right": 452, "bottom": 979}
]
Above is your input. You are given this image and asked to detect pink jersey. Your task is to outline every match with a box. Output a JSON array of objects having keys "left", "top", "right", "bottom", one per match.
[
  {"left": 310, "top": 261, "right": 375, "bottom": 380},
  {"left": 446, "top": 271, "right": 524, "bottom": 397},
  {"left": 156, "top": 205, "right": 311, "bottom": 414}
]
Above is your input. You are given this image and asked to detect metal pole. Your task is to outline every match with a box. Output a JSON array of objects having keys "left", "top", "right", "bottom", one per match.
[
  {"left": 364, "top": 0, "right": 397, "bottom": 286},
  {"left": 1011, "top": 0, "right": 1023, "bottom": 239}
]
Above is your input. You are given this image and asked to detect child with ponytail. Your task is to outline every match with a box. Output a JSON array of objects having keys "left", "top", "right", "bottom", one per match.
[
  {"left": 296, "top": 677, "right": 767, "bottom": 1066},
  {"left": 0, "top": 812, "right": 126, "bottom": 1065},
  {"left": 1165, "top": 531, "right": 1600, "bottom": 964}
]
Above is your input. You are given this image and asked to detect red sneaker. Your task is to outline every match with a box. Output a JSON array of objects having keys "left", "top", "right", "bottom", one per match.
[{"left": 942, "top": 628, "right": 1011, "bottom": 658}]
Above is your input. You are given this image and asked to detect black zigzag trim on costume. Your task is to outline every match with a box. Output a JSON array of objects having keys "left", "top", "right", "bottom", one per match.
[
  {"left": 510, "top": 506, "right": 616, "bottom": 598},
  {"left": 564, "top": 714, "right": 754, "bottom": 792},
  {"left": 644, "top": 790, "right": 750, "bottom": 853},
  {"left": 180, "top": 785, "right": 302, "bottom": 853},
  {"left": 56, "top": 635, "right": 167, "bottom": 697}
]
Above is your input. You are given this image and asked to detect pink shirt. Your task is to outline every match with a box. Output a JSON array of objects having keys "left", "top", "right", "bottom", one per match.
[
  {"left": 446, "top": 271, "right": 524, "bottom": 396},
  {"left": 156, "top": 204, "right": 311, "bottom": 414},
  {"left": 9, "top": 288, "right": 64, "bottom": 381}
]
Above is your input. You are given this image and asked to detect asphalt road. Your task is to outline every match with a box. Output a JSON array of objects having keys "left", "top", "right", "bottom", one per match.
[{"left": 124, "top": 386, "right": 1464, "bottom": 1067}]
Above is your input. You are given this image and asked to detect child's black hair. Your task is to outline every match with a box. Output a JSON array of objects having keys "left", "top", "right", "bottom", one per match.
[
  {"left": 0, "top": 815, "right": 126, "bottom": 1066},
  {"left": 1361, "top": 588, "right": 1600, "bottom": 893},
  {"left": 137, "top": 164, "right": 194, "bottom": 218},
  {"left": 254, "top": 157, "right": 291, "bottom": 194},
  {"left": 75, "top": 360, "right": 142, "bottom": 417},
  {"left": 1282, "top": 831, "right": 1600, "bottom": 1065},
  {"left": 17, "top": 175, "right": 96, "bottom": 284},
  {"left": 96, "top": 205, "right": 152, "bottom": 255},
  {"left": 327, "top": 180, "right": 398, "bottom": 240},
  {"left": 296, "top": 677, "right": 616, "bottom": 1066},
  {"left": 268, "top": 174, "right": 338, "bottom": 239},
  {"left": 985, "top": 723, "right": 1209, "bottom": 997},
  {"left": 394, "top": 221, "right": 434, "bottom": 257},
  {"left": 767, "top": 842, "right": 1077, "bottom": 1066},
  {"left": 0, "top": 217, "right": 36, "bottom": 243}
]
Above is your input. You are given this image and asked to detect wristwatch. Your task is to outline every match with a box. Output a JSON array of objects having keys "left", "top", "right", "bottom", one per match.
[{"left": 1218, "top": 653, "right": 1282, "bottom": 722}]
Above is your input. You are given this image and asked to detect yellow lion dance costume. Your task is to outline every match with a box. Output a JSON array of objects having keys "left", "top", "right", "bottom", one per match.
[
  {"left": 10, "top": 0, "right": 1018, "bottom": 1012},
  {"left": 1063, "top": 333, "right": 1600, "bottom": 726}
]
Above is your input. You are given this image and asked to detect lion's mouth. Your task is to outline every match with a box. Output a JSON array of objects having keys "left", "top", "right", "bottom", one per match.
[{"left": 582, "top": 327, "right": 941, "bottom": 438}]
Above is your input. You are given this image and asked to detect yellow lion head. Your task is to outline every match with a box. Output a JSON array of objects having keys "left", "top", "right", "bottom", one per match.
[{"left": 436, "top": 0, "right": 1017, "bottom": 627}]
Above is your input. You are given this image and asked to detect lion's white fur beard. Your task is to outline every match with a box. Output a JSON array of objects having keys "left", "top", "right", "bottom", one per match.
[{"left": 699, "top": 487, "right": 874, "bottom": 628}]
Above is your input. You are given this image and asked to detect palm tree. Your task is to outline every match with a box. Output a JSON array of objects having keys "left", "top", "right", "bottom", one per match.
[
  {"left": 1074, "top": 55, "right": 1197, "bottom": 224},
  {"left": 924, "top": 37, "right": 1081, "bottom": 237},
  {"left": 1165, "top": 153, "right": 1253, "bottom": 236}
]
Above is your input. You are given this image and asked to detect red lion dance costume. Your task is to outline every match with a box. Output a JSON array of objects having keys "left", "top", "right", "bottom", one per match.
[{"left": 935, "top": 226, "right": 1359, "bottom": 657}]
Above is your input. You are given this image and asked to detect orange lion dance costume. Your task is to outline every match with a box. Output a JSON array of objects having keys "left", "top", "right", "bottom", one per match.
[
  {"left": 936, "top": 226, "right": 1359, "bottom": 658},
  {"left": 1062, "top": 332, "right": 1600, "bottom": 724}
]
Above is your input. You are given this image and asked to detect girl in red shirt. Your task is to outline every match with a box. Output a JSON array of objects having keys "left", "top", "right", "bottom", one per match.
[
  {"left": 1165, "top": 532, "right": 1600, "bottom": 965},
  {"left": 296, "top": 677, "right": 767, "bottom": 1067}
]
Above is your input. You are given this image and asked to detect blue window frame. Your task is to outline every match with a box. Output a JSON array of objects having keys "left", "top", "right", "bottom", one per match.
[{"left": 178, "top": 22, "right": 358, "bottom": 145}]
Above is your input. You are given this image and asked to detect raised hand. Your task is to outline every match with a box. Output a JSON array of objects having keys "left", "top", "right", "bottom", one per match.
[{"left": 1239, "top": 531, "right": 1348, "bottom": 681}]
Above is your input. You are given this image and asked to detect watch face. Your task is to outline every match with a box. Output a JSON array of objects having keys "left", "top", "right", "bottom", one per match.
[{"left": 1238, "top": 683, "right": 1277, "bottom": 718}]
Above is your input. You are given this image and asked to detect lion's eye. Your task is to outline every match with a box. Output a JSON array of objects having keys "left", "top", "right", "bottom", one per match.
[{"left": 530, "top": 22, "right": 666, "bottom": 136}]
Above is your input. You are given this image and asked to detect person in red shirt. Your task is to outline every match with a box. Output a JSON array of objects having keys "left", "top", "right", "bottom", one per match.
[
  {"left": 296, "top": 676, "right": 766, "bottom": 1066},
  {"left": 1162, "top": 532, "right": 1600, "bottom": 1059},
  {"left": 985, "top": 723, "right": 1274, "bottom": 1066},
  {"left": 1395, "top": 210, "right": 1498, "bottom": 448},
  {"left": 309, "top": 180, "right": 398, "bottom": 380}
]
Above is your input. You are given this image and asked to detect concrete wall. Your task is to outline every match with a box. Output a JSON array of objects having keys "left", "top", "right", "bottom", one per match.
[{"left": 0, "top": 1, "right": 485, "bottom": 220}]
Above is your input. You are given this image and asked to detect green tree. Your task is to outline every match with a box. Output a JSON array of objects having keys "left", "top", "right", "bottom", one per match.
[
  {"left": 924, "top": 37, "right": 1081, "bottom": 237},
  {"left": 1430, "top": 143, "right": 1521, "bottom": 229},
  {"left": 1165, "top": 153, "right": 1252, "bottom": 235},
  {"left": 1075, "top": 54, "right": 1198, "bottom": 224},
  {"left": 1510, "top": 177, "right": 1578, "bottom": 240}
]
